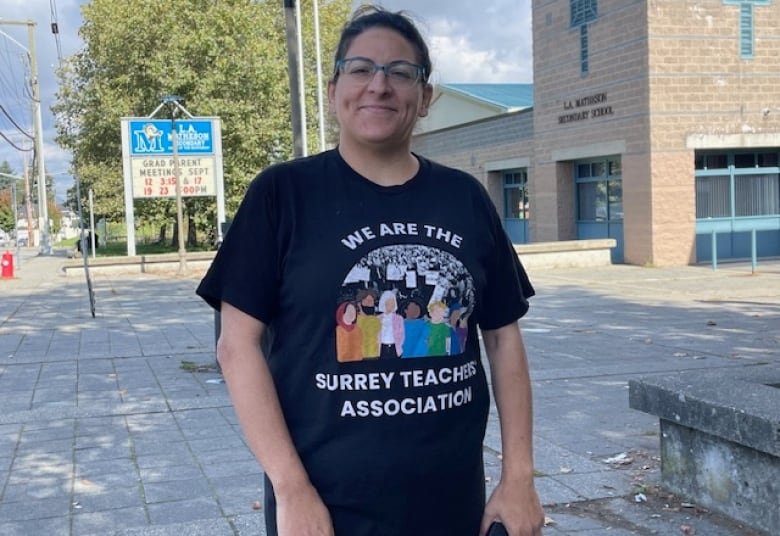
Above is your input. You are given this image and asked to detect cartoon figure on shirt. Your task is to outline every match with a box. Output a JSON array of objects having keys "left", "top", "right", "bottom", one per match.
[
  {"left": 401, "top": 300, "right": 430, "bottom": 358},
  {"left": 356, "top": 289, "right": 380, "bottom": 359},
  {"left": 377, "top": 290, "right": 404, "bottom": 359},
  {"left": 445, "top": 303, "right": 471, "bottom": 355},
  {"left": 449, "top": 305, "right": 469, "bottom": 355},
  {"left": 427, "top": 301, "right": 451, "bottom": 356},
  {"left": 336, "top": 301, "right": 363, "bottom": 362}
]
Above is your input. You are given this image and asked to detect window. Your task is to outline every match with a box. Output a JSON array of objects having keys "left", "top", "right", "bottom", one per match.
[
  {"left": 580, "top": 25, "right": 589, "bottom": 73},
  {"left": 695, "top": 153, "right": 728, "bottom": 170},
  {"left": 740, "top": 3, "right": 754, "bottom": 57},
  {"left": 576, "top": 157, "right": 622, "bottom": 221},
  {"left": 696, "top": 176, "right": 731, "bottom": 218},
  {"left": 735, "top": 174, "right": 780, "bottom": 216},
  {"left": 578, "top": 182, "right": 607, "bottom": 221},
  {"left": 503, "top": 171, "right": 529, "bottom": 220},
  {"left": 571, "top": 0, "right": 598, "bottom": 26},
  {"left": 608, "top": 180, "right": 623, "bottom": 220},
  {"left": 757, "top": 152, "right": 778, "bottom": 167}
]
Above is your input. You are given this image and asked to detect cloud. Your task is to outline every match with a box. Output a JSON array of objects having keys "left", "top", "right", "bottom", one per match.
[
  {"left": 355, "top": 0, "right": 533, "bottom": 84},
  {"left": 0, "top": 0, "right": 83, "bottom": 198},
  {"left": 429, "top": 33, "right": 532, "bottom": 84}
]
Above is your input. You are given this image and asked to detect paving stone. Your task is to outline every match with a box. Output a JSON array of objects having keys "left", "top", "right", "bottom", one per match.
[
  {"left": 0, "top": 494, "right": 72, "bottom": 521},
  {"left": 73, "top": 486, "right": 145, "bottom": 513},
  {"left": 0, "top": 516, "right": 70, "bottom": 536},
  {"left": 138, "top": 464, "right": 204, "bottom": 484},
  {"left": 72, "top": 505, "right": 148, "bottom": 535},
  {"left": 146, "top": 496, "right": 222, "bottom": 525},
  {"left": 143, "top": 477, "right": 213, "bottom": 504}
]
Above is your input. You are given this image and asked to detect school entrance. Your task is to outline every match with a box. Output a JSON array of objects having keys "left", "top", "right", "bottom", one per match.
[
  {"left": 502, "top": 169, "right": 529, "bottom": 244},
  {"left": 575, "top": 157, "right": 624, "bottom": 263}
]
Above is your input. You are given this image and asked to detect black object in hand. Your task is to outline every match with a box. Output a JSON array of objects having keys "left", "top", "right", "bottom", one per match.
[{"left": 486, "top": 521, "right": 509, "bottom": 536}]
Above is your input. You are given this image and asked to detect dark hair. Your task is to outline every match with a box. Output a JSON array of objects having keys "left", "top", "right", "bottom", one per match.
[{"left": 333, "top": 5, "right": 432, "bottom": 83}]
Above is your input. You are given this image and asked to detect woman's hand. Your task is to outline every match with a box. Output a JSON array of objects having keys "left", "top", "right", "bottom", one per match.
[
  {"left": 276, "top": 481, "right": 334, "bottom": 536},
  {"left": 480, "top": 478, "right": 544, "bottom": 536}
]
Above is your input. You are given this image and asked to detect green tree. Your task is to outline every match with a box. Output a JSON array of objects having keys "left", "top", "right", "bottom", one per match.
[
  {"left": 0, "top": 162, "right": 19, "bottom": 232},
  {"left": 53, "top": 0, "right": 351, "bottom": 248}
]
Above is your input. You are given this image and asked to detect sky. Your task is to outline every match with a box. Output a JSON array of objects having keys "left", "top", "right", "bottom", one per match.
[{"left": 0, "top": 0, "right": 533, "bottom": 201}]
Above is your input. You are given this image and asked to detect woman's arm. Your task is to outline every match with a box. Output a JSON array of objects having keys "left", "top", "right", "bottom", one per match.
[
  {"left": 218, "top": 302, "right": 333, "bottom": 536},
  {"left": 479, "top": 322, "right": 544, "bottom": 536}
]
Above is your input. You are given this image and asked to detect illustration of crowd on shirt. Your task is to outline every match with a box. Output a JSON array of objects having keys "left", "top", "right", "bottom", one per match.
[{"left": 336, "top": 244, "right": 476, "bottom": 362}]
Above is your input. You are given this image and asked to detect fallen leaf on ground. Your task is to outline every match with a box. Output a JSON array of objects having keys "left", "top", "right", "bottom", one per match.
[
  {"left": 680, "top": 524, "right": 696, "bottom": 535},
  {"left": 603, "top": 452, "right": 633, "bottom": 465}
]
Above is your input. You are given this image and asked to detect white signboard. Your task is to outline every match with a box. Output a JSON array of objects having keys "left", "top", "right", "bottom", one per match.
[{"left": 121, "top": 116, "right": 226, "bottom": 256}]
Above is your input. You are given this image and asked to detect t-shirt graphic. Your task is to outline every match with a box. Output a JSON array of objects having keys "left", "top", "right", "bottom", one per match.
[{"left": 336, "top": 244, "right": 475, "bottom": 362}]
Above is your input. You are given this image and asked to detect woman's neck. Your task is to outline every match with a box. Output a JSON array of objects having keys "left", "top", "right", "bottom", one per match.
[{"left": 337, "top": 142, "right": 419, "bottom": 187}]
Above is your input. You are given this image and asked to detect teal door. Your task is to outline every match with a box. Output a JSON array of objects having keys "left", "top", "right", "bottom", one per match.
[
  {"left": 503, "top": 170, "right": 529, "bottom": 244},
  {"left": 575, "top": 158, "right": 624, "bottom": 263}
]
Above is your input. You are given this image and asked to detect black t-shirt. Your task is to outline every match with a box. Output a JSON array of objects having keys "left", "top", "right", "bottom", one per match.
[{"left": 197, "top": 149, "right": 534, "bottom": 536}]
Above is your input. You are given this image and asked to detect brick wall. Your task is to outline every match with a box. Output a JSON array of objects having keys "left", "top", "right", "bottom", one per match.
[{"left": 645, "top": 0, "right": 780, "bottom": 264}]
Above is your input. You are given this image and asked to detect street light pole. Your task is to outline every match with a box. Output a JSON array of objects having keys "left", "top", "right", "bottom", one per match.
[{"left": 283, "top": 0, "right": 308, "bottom": 158}]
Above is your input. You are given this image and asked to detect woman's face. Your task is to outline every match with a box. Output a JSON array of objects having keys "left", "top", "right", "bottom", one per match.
[
  {"left": 343, "top": 303, "right": 357, "bottom": 324},
  {"left": 328, "top": 27, "right": 432, "bottom": 151}
]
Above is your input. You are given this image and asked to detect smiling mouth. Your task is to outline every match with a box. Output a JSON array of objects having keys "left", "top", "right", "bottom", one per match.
[{"left": 360, "top": 105, "right": 396, "bottom": 112}]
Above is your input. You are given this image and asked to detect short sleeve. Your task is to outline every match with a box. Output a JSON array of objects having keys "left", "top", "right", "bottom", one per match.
[
  {"left": 476, "top": 193, "right": 535, "bottom": 331},
  {"left": 196, "top": 171, "right": 280, "bottom": 324}
]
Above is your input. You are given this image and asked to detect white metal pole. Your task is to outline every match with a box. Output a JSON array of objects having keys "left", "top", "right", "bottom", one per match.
[
  {"left": 171, "top": 111, "right": 187, "bottom": 274},
  {"left": 88, "top": 189, "right": 96, "bottom": 259},
  {"left": 313, "top": 0, "right": 326, "bottom": 151},
  {"left": 295, "top": 0, "right": 308, "bottom": 156}
]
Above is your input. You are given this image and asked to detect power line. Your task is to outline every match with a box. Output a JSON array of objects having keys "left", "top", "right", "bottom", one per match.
[
  {"left": 0, "top": 129, "right": 32, "bottom": 152},
  {"left": 0, "top": 104, "right": 34, "bottom": 140},
  {"left": 50, "top": 0, "right": 63, "bottom": 63}
]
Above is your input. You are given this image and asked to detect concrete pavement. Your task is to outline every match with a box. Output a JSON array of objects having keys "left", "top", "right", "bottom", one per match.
[{"left": 0, "top": 250, "right": 777, "bottom": 535}]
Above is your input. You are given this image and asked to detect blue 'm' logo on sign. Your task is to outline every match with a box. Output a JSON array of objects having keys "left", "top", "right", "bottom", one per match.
[{"left": 129, "top": 120, "right": 214, "bottom": 155}]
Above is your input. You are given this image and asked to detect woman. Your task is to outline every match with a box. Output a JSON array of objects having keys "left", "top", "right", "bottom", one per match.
[
  {"left": 335, "top": 301, "right": 362, "bottom": 362},
  {"left": 197, "top": 5, "right": 543, "bottom": 535}
]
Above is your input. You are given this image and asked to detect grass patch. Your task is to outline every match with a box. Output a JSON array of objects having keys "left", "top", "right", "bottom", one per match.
[
  {"left": 95, "top": 241, "right": 215, "bottom": 257},
  {"left": 180, "top": 360, "right": 219, "bottom": 373}
]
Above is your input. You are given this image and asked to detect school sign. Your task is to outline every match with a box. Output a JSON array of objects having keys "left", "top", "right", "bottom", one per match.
[{"left": 120, "top": 117, "right": 226, "bottom": 256}]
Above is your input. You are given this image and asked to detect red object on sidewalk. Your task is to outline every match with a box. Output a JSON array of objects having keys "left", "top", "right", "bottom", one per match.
[{"left": 1, "top": 251, "right": 13, "bottom": 279}]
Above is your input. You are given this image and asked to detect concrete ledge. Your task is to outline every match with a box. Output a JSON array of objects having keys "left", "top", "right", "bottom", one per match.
[
  {"left": 629, "top": 364, "right": 780, "bottom": 535},
  {"left": 629, "top": 365, "right": 780, "bottom": 457},
  {"left": 514, "top": 239, "right": 616, "bottom": 269},
  {"left": 62, "top": 251, "right": 216, "bottom": 277}
]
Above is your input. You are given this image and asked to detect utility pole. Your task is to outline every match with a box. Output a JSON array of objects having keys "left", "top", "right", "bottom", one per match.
[
  {"left": 0, "top": 19, "right": 49, "bottom": 254},
  {"left": 28, "top": 22, "right": 50, "bottom": 255},
  {"left": 283, "top": 0, "right": 307, "bottom": 158}
]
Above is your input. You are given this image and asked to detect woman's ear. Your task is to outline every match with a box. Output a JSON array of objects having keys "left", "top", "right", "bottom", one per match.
[
  {"left": 418, "top": 83, "right": 433, "bottom": 118},
  {"left": 327, "top": 80, "right": 337, "bottom": 116}
]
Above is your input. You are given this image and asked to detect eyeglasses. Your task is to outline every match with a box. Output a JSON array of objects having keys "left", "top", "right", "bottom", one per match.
[{"left": 334, "top": 57, "right": 426, "bottom": 88}]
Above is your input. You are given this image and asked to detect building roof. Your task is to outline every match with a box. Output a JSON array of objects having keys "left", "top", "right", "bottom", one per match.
[{"left": 440, "top": 83, "right": 534, "bottom": 110}]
